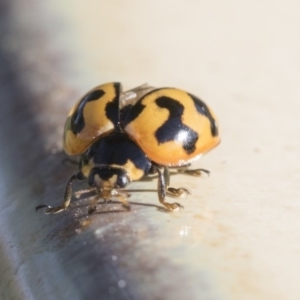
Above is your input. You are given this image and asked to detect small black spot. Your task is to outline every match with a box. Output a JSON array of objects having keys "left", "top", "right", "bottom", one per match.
[
  {"left": 155, "top": 96, "right": 199, "bottom": 154},
  {"left": 71, "top": 89, "right": 105, "bottom": 134},
  {"left": 188, "top": 93, "right": 218, "bottom": 137}
]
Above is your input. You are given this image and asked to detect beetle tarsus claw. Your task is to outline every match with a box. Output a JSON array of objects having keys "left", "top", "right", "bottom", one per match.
[{"left": 167, "top": 187, "right": 190, "bottom": 198}]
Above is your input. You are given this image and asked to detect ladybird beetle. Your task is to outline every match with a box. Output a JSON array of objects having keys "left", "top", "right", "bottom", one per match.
[{"left": 36, "top": 82, "right": 220, "bottom": 214}]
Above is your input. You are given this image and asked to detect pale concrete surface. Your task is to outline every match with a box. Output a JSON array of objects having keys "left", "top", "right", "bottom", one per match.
[{"left": 0, "top": 1, "right": 299, "bottom": 299}]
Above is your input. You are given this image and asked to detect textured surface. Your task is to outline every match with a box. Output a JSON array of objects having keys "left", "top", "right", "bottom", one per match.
[{"left": 1, "top": 1, "right": 300, "bottom": 299}]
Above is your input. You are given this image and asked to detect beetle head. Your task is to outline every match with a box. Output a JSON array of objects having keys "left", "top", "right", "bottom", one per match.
[{"left": 88, "top": 166, "right": 130, "bottom": 190}]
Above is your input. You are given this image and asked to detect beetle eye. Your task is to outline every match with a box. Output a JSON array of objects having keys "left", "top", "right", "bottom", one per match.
[{"left": 117, "top": 173, "right": 129, "bottom": 188}]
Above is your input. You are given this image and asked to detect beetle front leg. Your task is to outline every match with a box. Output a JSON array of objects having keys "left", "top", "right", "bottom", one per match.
[
  {"left": 36, "top": 172, "right": 83, "bottom": 214},
  {"left": 116, "top": 191, "right": 131, "bottom": 210},
  {"left": 87, "top": 189, "right": 131, "bottom": 214},
  {"left": 156, "top": 166, "right": 183, "bottom": 210}
]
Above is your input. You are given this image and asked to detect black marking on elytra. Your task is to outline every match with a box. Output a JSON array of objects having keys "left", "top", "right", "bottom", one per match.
[
  {"left": 71, "top": 89, "right": 105, "bottom": 134},
  {"left": 105, "top": 83, "right": 121, "bottom": 130},
  {"left": 155, "top": 96, "right": 198, "bottom": 154},
  {"left": 120, "top": 104, "right": 133, "bottom": 127},
  {"left": 188, "top": 93, "right": 218, "bottom": 137},
  {"left": 121, "top": 101, "right": 146, "bottom": 128},
  {"left": 86, "top": 132, "right": 151, "bottom": 175}
]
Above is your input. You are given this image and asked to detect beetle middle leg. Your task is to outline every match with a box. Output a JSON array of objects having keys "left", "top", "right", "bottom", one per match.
[
  {"left": 156, "top": 166, "right": 184, "bottom": 210},
  {"left": 163, "top": 167, "right": 190, "bottom": 198}
]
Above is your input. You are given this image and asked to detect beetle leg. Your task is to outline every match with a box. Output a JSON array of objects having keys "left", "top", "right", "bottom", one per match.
[
  {"left": 101, "top": 188, "right": 131, "bottom": 210},
  {"left": 156, "top": 166, "right": 183, "bottom": 210},
  {"left": 162, "top": 166, "right": 190, "bottom": 198},
  {"left": 115, "top": 191, "right": 131, "bottom": 210},
  {"left": 177, "top": 165, "right": 210, "bottom": 177},
  {"left": 75, "top": 187, "right": 97, "bottom": 199},
  {"left": 166, "top": 187, "right": 190, "bottom": 198},
  {"left": 36, "top": 172, "right": 83, "bottom": 214},
  {"left": 87, "top": 196, "right": 99, "bottom": 214},
  {"left": 87, "top": 189, "right": 131, "bottom": 214},
  {"left": 163, "top": 166, "right": 170, "bottom": 186}
]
